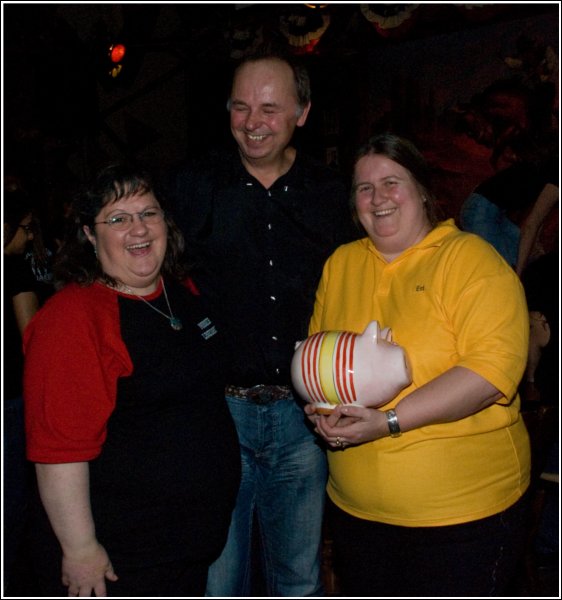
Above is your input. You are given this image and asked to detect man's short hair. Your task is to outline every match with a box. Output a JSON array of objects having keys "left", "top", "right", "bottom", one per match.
[{"left": 228, "top": 49, "right": 311, "bottom": 114}]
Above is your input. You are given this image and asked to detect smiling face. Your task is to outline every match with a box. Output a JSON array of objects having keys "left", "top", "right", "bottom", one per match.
[
  {"left": 354, "top": 153, "right": 432, "bottom": 260},
  {"left": 229, "top": 58, "right": 310, "bottom": 169},
  {"left": 83, "top": 191, "right": 167, "bottom": 294}
]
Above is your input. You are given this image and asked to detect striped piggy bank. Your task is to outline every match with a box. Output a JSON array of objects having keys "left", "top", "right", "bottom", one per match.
[{"left": 291, "top": 321, "right": 412, "bottom": 414}]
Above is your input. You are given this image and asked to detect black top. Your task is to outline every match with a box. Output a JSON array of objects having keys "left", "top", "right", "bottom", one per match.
[
  {"left": 165, "top": 146, "right": 359, "bottom": 387},
  {"left": 89, "top": 281, "right": 241, "bottom": 568},
  {"left": 3, "top": 254, "right": 38, "bottom": 399}
]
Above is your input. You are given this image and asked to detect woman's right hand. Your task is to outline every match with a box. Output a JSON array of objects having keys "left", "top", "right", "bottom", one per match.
[
  {"left": 61, "top": 540, "right": 118, "bottom": 597},
  {"left": 34, "top": 462, "right": 117, "bottom": 596},
  {"left": 303, "top": 402, "right": 320, "bottom": 427}
]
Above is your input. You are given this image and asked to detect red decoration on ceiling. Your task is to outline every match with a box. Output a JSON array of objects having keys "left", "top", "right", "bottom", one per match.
[
  {"left": 279, "top": 12, "right": 331, "bottom": 55},
  {"left": 360, "top": 4, "right": 420, "bottom": 39}
]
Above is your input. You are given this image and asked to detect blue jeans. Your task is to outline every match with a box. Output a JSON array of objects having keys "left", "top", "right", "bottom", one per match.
[
  {"left": 205, "top": 394, "right": 327, "bottom": 597},
  {"left": 459, "top": 193, "right": 520, "bottom": 267}
]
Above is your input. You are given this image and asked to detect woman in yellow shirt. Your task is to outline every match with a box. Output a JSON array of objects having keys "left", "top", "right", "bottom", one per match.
[{"left": 305, "top": 133, "right": 531, "bottom": 596}]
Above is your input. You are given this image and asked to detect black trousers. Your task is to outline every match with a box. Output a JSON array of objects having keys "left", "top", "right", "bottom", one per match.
[
  {"left": 27, "top": 556, "right": 209, "bottom": 598},
  {"left": 327, "top": 491, "right": 531, "bottom": 597},
  {"left": 15, "top": 479, "right": 215, "bottom": 597}
]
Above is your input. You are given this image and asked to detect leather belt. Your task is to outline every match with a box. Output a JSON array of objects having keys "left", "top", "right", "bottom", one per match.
[{"left": 225, "top": 384, "right": 291, "bottom": 404}]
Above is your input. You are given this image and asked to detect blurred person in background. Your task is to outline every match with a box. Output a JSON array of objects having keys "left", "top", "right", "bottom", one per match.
[{"left": 3, "top": 188, "right": 40, "bottom": 593}]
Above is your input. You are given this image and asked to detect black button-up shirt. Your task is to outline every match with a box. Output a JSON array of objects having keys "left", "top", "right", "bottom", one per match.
[{"left": 166, "top": 146, "right": 359, "bottom": 387}]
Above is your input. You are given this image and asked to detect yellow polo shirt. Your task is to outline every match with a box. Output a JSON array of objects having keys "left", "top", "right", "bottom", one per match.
[{"left": 310, "top": 219, "right": 531, "bottom": 526}]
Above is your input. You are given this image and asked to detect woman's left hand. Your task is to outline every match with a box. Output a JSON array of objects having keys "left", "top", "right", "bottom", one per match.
[{"left": 314, "top": 404, "right": 388, "bottom": 448}]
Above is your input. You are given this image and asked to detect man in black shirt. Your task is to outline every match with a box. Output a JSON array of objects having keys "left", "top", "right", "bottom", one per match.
[{"left": 168, "top": 51, "right": 357, "bottom": 596}]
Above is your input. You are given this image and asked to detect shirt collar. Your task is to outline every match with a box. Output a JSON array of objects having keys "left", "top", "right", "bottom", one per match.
[
  {"left": 365, "top": 218, "right": 459, "bottom": 259},
  {"left": 228, "top": 147, "right": 304, "bottom": 190}
]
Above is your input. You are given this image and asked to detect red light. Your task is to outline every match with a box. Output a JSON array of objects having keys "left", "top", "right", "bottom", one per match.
[{"left": 109, "top": 44, "right": 126, "bottom": 63}]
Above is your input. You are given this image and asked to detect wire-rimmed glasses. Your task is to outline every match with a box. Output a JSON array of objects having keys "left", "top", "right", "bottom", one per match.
[{"left": 94, "top": 208, "right": 165, "bottom": 231}]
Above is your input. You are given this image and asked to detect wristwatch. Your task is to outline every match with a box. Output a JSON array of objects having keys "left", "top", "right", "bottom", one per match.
[{"left": 385, "top": 409, "right": 401, "bottom": 438}]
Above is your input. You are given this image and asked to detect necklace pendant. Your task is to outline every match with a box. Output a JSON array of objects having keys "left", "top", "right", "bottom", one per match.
[{"left": 170, "top": 317, "right": 183, "bottom": 331}]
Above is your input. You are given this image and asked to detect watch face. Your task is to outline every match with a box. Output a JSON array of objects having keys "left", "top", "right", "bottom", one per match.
[{"left": 386, "top": 409, "right": 401, "bottom": 437}]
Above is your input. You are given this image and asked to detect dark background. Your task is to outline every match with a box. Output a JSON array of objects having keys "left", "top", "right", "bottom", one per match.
[{"left": 3, "top": 2, "right": 559, "bottom": 233}]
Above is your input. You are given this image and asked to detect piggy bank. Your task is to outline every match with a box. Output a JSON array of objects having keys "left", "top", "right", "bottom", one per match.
[{"left": 291, "top": 321, "right": 412, "bottom": 414}]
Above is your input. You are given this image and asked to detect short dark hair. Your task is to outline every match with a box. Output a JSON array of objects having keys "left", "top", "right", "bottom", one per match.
[
  {"left": 54, "top": 163, "right": 188, "bottom": 288},
  {"left": 227, "top": 50, "right": 311, "bottom": 114},
  {"left": 351, "top": 133, "right": 440, "bottom": 230}
]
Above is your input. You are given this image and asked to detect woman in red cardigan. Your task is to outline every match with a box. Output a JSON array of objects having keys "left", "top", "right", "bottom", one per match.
[{"left": 23, "top": 164, "right": 240, "bottom": 597}]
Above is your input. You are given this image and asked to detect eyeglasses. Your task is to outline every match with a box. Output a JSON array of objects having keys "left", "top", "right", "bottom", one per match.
[
  {"left": 19, "top": 223, "right": 35, "bottom": 234},
  {"left": 94, "top": 208, "right": 165, "bottom": 231}
]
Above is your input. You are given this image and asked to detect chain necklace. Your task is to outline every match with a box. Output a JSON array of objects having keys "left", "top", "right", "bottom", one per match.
[{"left": 123, "top": 277, "right": 183, "bottom": 331}]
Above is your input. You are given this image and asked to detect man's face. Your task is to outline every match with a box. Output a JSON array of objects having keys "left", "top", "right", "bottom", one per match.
[{"left": 229, "top": 58, "right": 310, "bottom": 166}]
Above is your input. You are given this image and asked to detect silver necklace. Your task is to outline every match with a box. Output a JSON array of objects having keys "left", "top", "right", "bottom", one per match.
[{"left": 123, "top": 277, "right": 183, "bottom": 331}]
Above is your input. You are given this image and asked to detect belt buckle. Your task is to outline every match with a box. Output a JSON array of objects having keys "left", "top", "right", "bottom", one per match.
[{"left": 247, "top": 384, "right": 271, "bottom": 404}]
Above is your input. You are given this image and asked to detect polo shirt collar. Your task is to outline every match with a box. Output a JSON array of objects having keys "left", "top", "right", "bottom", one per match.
[{"left": 365, "top": 218, "right": 458, "bottom": 259}]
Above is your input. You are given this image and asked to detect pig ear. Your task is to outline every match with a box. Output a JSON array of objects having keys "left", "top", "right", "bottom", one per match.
[
  {"left": 381, "top": 327, "right": 393, "bottom": 342},
  {"left": 364, "top": 320, "right": 381, "bottom": 341}
]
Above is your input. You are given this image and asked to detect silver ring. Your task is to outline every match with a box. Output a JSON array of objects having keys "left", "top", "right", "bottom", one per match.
[{"left": 335, "top": 436, "right": 342, "bottom": 447}]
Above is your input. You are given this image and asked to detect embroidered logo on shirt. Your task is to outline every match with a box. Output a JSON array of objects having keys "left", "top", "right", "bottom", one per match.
[
  {"left": 197, "top": 317, "right": 217, "bottom": 340},
  {"left": 416, "top": 285, "right": 425, "bottom": 292}
]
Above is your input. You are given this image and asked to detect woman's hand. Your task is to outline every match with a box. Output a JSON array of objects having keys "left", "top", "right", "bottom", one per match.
[
  {"left": 35, "top": 462, "right": 119, "bottom": 597},
  {"left": 306, "top": 366, "right": 507, "bottom": 450},
  {"left": 303, "top": 402, "right": 321, "bottom": 427},
  {"left": 62, "top": 540, "right": 118, "bottom": 597},
  {"left": 310, "top": 404, "right": 388, "bottom": 449}
]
